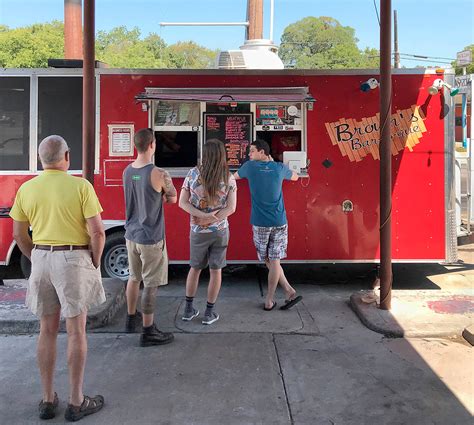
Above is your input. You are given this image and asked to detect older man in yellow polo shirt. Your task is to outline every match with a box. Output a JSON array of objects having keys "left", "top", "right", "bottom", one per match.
[{"left": 10, "top": 135, "right": 106, "bottom": 422}]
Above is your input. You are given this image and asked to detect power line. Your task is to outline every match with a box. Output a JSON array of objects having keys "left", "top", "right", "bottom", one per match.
[
  {"left": 398, "top": 52, "right": 455, "bottom": 61},
  {"left": 373, "top": 0, "right": 380, "bottom": 25}
]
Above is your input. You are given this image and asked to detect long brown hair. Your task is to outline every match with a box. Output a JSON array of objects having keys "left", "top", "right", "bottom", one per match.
[{"left": 199, "top": 139, "right": 229, "bottom": 205}]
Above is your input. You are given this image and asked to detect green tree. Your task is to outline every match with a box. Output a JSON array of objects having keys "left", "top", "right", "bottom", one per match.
[
  {"left": 452, "top": 44, "right": 474, "bottom": 75},
  {"left": 279, "top": 16, "right": 379, "bottom": 69},
  {"left": 166, "top": 41, "right": 217, "bottom": 69},
  {"left": 95, "top": 26, "right": 165, "bottom": 68},
  {"left": 0, "top": 21, "right": 64, "bottom": 67}
]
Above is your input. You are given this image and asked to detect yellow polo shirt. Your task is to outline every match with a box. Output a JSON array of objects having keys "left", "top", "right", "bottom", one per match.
[{"left": 9, "top": 170, "right": 103, "bottom": 245}]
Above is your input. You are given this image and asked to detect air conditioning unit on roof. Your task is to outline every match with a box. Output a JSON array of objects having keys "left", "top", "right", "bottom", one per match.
[{"left": 216, "top": 39, "right": 284, "bottom": 70}]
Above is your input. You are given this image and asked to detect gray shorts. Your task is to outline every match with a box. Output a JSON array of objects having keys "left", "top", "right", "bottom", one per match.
[
  {"left": 252, "top": 224, "right": 288, "bottom": 261},
  {"left": 190, "top": 228, "right": 229, "bottom": 270},
  {"left": 27, "top": 248, "right": 106, "bottom": 318}
]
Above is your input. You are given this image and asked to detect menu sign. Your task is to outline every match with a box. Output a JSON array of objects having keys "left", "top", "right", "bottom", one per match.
[
  {"left": 204, "top": 113, "right": 252, "bottom": 167},
  {"left": 108, "top": 124, "right": 134, "bottom": 156}
]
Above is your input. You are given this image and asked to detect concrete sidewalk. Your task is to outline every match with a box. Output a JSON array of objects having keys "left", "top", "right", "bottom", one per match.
[
  {"left": 0, "top": 280, "right": 473, "bottom": 424},
  {"left": 0, "top": 258, "right": 473, "bottom": 424}
]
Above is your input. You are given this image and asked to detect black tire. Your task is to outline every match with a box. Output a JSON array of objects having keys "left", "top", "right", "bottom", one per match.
[
  {"left": 101, "top": 231, "right": 129, "bottom": 280},
  {"left": 20, "top": 253, "right": 31, "bottom": 279}
]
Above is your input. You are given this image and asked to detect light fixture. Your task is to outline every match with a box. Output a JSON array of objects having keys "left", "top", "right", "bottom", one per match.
[
  {"left": 360, "top": 78, "right": 379, "bottom": 92},
  {"left": 428, "top": 78, "right": 459, "bottom": 96}
]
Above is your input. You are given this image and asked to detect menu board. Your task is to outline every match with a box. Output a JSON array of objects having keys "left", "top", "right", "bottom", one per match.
[{"left": 204, "top": 113, "right": 252, "bottom": 167}]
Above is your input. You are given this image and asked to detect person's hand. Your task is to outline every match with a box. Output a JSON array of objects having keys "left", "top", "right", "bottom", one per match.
[
  {"left": 91, "top": 254, "right": 100, "bottom": 269},
  {"left": 192, "top": 211, "right": 219, "bottom": 226}
]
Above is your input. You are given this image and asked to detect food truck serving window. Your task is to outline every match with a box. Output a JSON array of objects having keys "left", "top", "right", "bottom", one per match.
[
  {"left": 137, "top": 87, "right": 313, "bottom": 175},
  {"left": 152, "top": 100, "right": 200, "bottom": 168},
  {"left": 255, "top": 103, "right": 303, "bottom": 163}
]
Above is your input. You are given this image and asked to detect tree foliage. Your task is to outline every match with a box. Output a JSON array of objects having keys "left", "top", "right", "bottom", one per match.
[
  {"left": 279, "top": 16, "right": 379, "bottom": 69},
  {"left": 0, "top": 21, "right": 64, "bottom": 67},
  {"left": 0, "top": 22, "right": 217, "bottom": 69},
  {"left": 452, "top": 44, "right": 474, "bottom": 75}
]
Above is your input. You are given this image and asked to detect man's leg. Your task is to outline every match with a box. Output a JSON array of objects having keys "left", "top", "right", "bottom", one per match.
[
  {"left": 126, "top": 277, "right": 140, "bottom": 315},
  {"left": 265, "top": 259, "right": 281, "bottom": 309},
  {"left": 141, "top": 286, "right": 157, "bottom": 327},
  {"left": 264, "top": 260, "right": 297, "bottom": 300},
  {"left": 38, "top": 308, "right": 61, "bottom": 403},
  {"left": 66, "top": 311, "right": 88, "bottom": 407}
]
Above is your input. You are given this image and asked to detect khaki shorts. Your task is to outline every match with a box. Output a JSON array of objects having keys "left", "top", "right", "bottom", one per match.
[
  {"left": 126, "top": 239, "right": 168, "bottom": 287},
  {"left": 27, "top": 248, "right": 106, "bottom": 318}
]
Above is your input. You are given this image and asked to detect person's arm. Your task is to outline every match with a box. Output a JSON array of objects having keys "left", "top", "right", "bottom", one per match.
[
  {"left": 215, "top": 187, "right": 237, "bottom": 220},
  {"left": 12, "top": 220, "right": 33, "bottom": 260},
  {"left": 86, "top": 214, "right": 105, "bottom": 269},
  {"left": 290, "top": 171, "right": 299, "bottom": 181},
  {"left": 233, "top": 171, "right": 241, "bottom": 180},
  {"left": 178, "top": 188, "right": 217, "bottom": 220},
  {"left": 152, "top": 168, "right": 177, "bottom": 203}
]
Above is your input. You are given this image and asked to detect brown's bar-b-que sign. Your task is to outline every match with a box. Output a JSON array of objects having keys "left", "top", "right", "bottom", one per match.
[{"left": 325, "top": 105, "right": 427, "bottom": 162}]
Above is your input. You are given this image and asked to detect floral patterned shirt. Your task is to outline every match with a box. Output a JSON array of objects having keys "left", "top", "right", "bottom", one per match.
[{"left": 182, "top": 167, "right": 237, "bottom": 233}]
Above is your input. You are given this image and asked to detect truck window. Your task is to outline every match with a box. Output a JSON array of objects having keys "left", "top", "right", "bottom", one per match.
[
  {"left": 0, "top": 77, "right": 30, "bottom": 171},
  {"left": 37, "top": 77, "right": 83, "bottom": 170},
  {"left": 152, "top": 100, "right": 200, "bottom": 168},
  {"left": 255, "top": 103, "right": 304, "bottom": 162}
]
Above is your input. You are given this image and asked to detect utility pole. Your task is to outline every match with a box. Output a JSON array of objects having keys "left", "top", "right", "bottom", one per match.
[
  {"left": 379, "top": 0, "right": 393, "bottom": 310},
  {"left": 64, "top": 0, "right": 83, "bottom": 59},
  {"left": 83, "top": 0, "right": 95, "bottom": 184},
  {"left": 394, "top": 10, "right": 400, "bottom": 69},
  {"left": 246, "top": 0, "right": 263, "bottom": 40}
]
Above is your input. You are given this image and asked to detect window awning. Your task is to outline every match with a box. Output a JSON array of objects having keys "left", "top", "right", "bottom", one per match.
[{"left": 135, "top": 87, "right": 315, "bottom": 103}]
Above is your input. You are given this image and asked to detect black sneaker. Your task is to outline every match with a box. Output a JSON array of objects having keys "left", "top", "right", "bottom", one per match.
[
  {"left": 125, "top": 311, "right": 142, "bottom": 333},
  {"left": 39, "top": 392, "right": 58, "bottom": 420},
  {"left": 140, "top": 324, "right": 174, "bottom": 347}
]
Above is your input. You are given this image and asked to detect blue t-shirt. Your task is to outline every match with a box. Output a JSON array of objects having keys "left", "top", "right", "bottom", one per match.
[{"left": 237, "top": 160, "right": 293, "bottom": 227}]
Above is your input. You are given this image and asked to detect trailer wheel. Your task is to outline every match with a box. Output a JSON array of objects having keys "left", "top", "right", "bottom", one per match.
[
  {"left": 20, "top": 254, "right": 31, "bottom": 279},
  {"left": 101, "top": 232, "right": 129, "bottom": 280}
]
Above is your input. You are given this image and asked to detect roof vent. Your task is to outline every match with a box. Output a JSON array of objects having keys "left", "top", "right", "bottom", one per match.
[{"left": 216, "top": 39, "right": 284, "bottom": 70}]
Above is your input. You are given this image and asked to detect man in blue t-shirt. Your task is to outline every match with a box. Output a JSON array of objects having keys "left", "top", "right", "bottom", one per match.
[{"left": 235, "top": 139, "right": 303, "bottom": 311}]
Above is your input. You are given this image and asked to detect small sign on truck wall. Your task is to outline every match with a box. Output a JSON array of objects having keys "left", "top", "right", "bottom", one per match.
[{"left": 108, "top": 124, "right": 135, "bottom": 157}]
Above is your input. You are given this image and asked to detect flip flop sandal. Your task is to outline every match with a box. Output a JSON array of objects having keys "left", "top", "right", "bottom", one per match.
[
  {"left": 280, "top": 295, "right": 303, "bottom": 310},
  {"left": 65, "top": 394, "right": 104, "bottom": 422},
  {"left": 263, "top": 301, "right": 277, "bottom": 311}
]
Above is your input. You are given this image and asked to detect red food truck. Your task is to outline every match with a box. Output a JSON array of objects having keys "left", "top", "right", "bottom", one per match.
[{"left": 0, "top": 67, "right": 457, "bottom": 279}]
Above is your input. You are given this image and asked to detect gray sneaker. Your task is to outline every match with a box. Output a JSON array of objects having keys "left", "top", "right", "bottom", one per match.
[
  {"left": 182, "top": 308, "right": 199, "bottom": 321},
  {"left": 202, "top": 312, "right": 219, "bottom": 325}
]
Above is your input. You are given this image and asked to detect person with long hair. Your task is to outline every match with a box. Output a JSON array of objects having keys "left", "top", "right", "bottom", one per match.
[{"left": 179, "top": 139, "right": 237, "bottom": 325}]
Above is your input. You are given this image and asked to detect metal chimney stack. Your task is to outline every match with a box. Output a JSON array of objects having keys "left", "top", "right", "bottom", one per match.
[
  {"left": 246, "top": 0, "right": 263, "bottom": 40},
  {"left": 64, "top": 0, "right": 83, "bottom": 59}
]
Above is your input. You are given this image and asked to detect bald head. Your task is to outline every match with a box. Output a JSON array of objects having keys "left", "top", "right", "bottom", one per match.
[{"left": 38, "top": 135, "right": 69, "bottom": 167}]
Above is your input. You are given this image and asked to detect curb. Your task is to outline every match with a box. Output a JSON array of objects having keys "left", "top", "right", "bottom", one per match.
[
  {"left": 349, "top": 292, "right": 471, "bottom": 338},
  {"left": 0, "top": 278, "right": 126, "bottom": 335}
]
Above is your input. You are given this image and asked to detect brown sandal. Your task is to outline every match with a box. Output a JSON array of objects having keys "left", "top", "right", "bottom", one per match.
[
  {"left": 39, "top": 392, "right": 59, "bottom": 420},
  {"left": 64, "top": 394, "right": 104, "bottom": 422}
]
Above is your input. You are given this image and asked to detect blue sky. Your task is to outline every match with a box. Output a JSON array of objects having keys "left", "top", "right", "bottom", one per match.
[{"left": 0, "top": 0, "right": 472, "bottom": 67}]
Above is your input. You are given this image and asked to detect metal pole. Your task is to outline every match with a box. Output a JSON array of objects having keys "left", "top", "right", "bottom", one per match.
[
  {"left": 82, "top": 0, "right": 95, "bottom": 184},
  {"left": 393, "top": 10, "right": 400, "bottom": 69},
  {"left": 379, "top": 0, "right": 392, "bottom": 310},
  {"left": 270, "top": 0, "right": 274, "bottom": 42}
]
